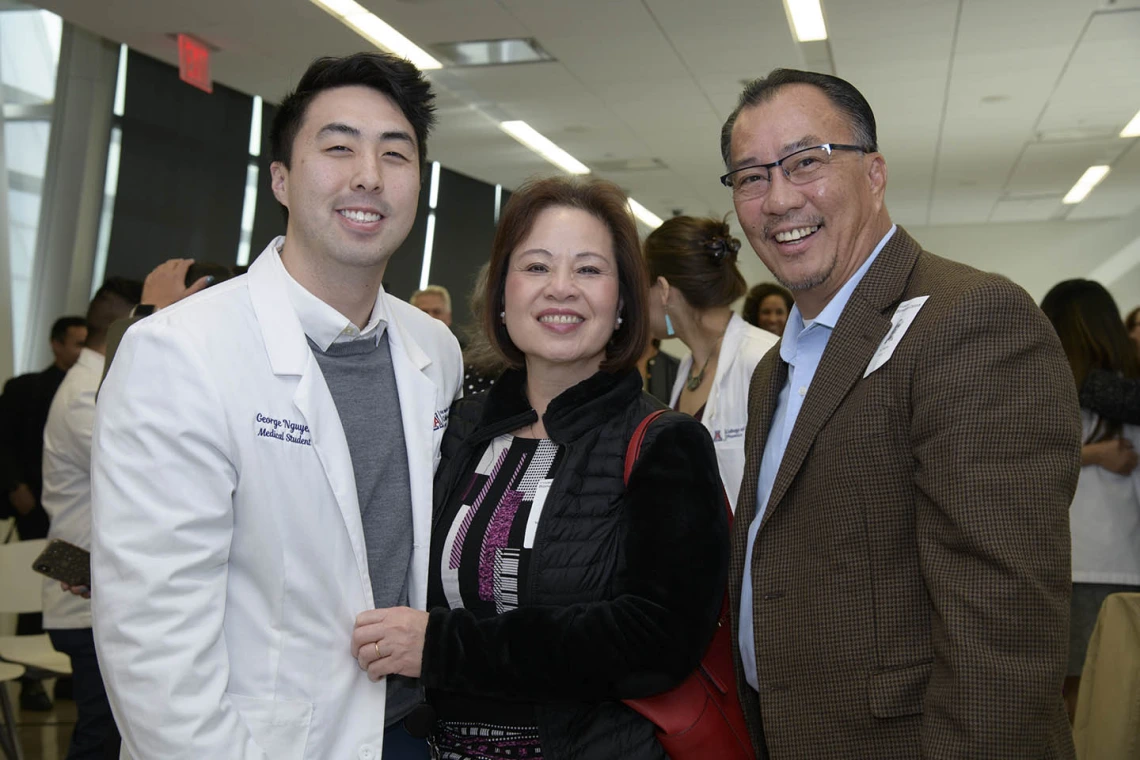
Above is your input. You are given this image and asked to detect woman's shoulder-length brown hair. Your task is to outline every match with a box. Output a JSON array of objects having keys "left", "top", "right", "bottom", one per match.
[{"left": 481, "top": 176, "right": 650, "bottom": 374}]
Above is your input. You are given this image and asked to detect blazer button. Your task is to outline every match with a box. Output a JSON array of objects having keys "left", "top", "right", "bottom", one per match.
[
  {"left": 762, "top": 590, "right": 785, "bottom": 601},
  {"left": 358, "top": 745, "right": 377, "bottom": 760}
]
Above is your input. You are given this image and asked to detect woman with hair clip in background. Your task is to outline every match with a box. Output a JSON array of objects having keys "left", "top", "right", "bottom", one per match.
[
  {"left": 1041, "top": 279, "right": 1140, "bottom": 719},
  {"left": 644, "top": 216, "right": 778, "bottom": 512}
]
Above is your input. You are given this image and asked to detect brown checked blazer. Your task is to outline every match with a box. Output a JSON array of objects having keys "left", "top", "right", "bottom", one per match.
[{"left": 729, "top": 228, "right": 1080, "bottom": 760}]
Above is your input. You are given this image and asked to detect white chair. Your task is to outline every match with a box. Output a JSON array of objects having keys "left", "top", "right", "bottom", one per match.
[
  {"left": 0, "top": 661, "right": 26, "bottom": 760},
  {"left": 0, "top": 539, "right": 73, "bottom": 677}
]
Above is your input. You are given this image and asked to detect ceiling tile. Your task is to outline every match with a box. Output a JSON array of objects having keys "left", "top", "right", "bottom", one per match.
[
  {"left": 989, "top": 196, "right": 1066, "bottom": 223},
  {"left": 1037, "top": 9, "right": 1140, "bottom": 137},
  {"left": 1068, "top": 139, "right": 1140, "bottom": 219},
  {"left": 1006, "top": 138, "right": 1129, "bottom": 197}
]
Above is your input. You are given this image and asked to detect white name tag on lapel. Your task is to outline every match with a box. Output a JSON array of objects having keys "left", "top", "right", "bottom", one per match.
[{"left": 864, "top": 296, "right": 929, "bottom": 378}]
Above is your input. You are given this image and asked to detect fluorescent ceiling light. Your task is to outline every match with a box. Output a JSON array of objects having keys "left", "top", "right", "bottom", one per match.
[
  {"left": 1121, "top": 108, "right": 1140, "bottom": 138},
  {"left": 1062, "top": 165, "right": 1110, "bottom": 205},
  {"left": 628, "top": 199, "right": 663, "bottom": 229},
  {"left": 249, "top": 96, "right": 262, "bottom": 157},
  {"left": 310, "top": 0, "right": 441, "bottom": 70},
  {"left": 500, "top": 121, "right": 590, "bottom": 175},
  {"left": 419, "top": 212, "right": 436, "bottom": 290},
  {"left": 428, "top": 161, "right": 440, "bottom": 209},
  {"left": 314, "top": 0, "right": 365, "bottom": 14},
  {"left": 784, "top": 0, "right": 828, "bottom": 42},
  {"left": 113, "top": 44, "right": 127, "bottom": 117}
]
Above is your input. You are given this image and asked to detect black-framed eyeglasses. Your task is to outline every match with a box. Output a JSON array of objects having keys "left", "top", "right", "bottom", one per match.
[{"left": 719, "top": 143, "right": 868, "bottom": 199}]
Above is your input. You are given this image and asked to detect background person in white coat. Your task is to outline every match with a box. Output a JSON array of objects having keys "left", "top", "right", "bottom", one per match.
[
  {"left": 1041, "top": 279, "right": 1140, "bottom": 719},
  {"left": 42, "top": 278, "right": 140, "bottom": 760},
  {"left": 90, "top": 53, "right": 462, "bottom": 760},
  {"left": 644, "top": 215, "right": 778, "bottom": 512}
]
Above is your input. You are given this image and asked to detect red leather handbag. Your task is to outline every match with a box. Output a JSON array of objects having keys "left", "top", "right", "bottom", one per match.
[{"left": 621, "top": 410, "right": 755, "bottom": 760}]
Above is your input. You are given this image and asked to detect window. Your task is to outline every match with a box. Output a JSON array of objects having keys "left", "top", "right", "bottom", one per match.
[{"left": 0, "top": 8, "right": 62, "bottom": 370}]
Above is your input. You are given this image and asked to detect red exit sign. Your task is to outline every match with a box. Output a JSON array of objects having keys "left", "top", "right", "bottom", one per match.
[{"left": 178, "top": 34, "right": 212, "bottom": 93}]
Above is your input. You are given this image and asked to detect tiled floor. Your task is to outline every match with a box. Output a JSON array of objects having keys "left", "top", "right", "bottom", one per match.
[{"left": 2, "top": 679, "right": 76, "bottom": 760}]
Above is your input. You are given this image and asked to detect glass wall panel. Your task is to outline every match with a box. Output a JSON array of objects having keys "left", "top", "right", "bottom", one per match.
[{"left": 0, "top": 8, "right": 62, "bottom": 370}]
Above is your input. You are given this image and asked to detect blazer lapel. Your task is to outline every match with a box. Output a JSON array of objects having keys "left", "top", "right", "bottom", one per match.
[
  {"left": 729, "top": 348, "right": 784, "bottom": 754},
  {"left": 756, "top": 227, "right": 924, "bottom": 534},
  {"left": 734, "top": 351, "right": 785, "bottom": 537},
  {"left": 730, "top": 348, "right": 784, "bottom": 616}
]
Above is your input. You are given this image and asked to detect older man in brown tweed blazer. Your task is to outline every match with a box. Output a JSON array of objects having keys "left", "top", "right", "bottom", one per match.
[{"left": 719, "top": 68, "right": 1080, "bottom": 759}]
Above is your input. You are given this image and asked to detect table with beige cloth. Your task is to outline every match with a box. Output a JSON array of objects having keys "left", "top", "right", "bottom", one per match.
[{"left": 1073, "top": 592, "right": 1140, "bottom": 759}]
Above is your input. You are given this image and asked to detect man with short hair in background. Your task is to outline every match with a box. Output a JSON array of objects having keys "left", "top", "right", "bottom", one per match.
[
  {"left": 411, "top": 285, "right": 468, "bottom": 350},
  {"left": 0, "top": 314, "right": 86, "bottom": 710},
  {"left": 42, "top": 277, "right": 141, "bottom": 759},
  {"left": 410, "top": 284, "right": 452, "bottom": 326},
  {"left": 723, "top": 68, "right": 1079, "bottom": 759}
]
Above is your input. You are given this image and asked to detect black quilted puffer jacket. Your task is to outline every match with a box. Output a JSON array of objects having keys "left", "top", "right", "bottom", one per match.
[{"left": 421, "top": 367, "right": 729, "bottom": 760}]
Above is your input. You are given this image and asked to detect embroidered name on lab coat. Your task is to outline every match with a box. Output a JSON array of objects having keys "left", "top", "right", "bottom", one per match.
[
  {"left": 713, "top": 425, "right": 745, "bottom": 443},
  {"left": 254, "top": 412, "right": 312, "bottom": 446}
]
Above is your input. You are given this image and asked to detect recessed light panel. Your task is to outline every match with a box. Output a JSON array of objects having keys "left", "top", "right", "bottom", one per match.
[{"left": 431, "top": 38, "right": 554, "bottom": 67}]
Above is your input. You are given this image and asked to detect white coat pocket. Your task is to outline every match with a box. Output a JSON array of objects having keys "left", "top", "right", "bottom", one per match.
[{"left": 227, "top": 693, "right": 313, "bottom": 760}]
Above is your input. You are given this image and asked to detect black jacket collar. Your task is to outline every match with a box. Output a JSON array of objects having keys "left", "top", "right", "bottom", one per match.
[{"left": 473, "top": 368, "right": 643, "bottom": 445}]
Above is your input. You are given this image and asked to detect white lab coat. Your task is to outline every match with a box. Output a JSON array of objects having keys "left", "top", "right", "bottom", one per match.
[
  {"left": 91, "top": 243, "right": 463, "bottom": 760},
  {"left": 41, "top": 347, "right": 104, "bottom": 629},
  {"left": 670, "top": 313, "right": 778, "bottom": 512},
  {"left": 1070, "top": 410, "right": 1140, "bottom": 586}
]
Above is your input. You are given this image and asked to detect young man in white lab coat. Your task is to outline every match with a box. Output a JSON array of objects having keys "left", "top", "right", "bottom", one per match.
[{"left": 90, "top": 53, "right": 463, "bottom": 760}]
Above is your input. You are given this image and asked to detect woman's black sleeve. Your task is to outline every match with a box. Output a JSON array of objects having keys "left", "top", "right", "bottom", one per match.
[{"left": 1080, "top": 369, "right": 1140, "bottom": 425}]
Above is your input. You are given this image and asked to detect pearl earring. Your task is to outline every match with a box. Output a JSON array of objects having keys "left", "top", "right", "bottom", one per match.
[
  {"left": 500, "top": 311, "right": 506, "bottom": 323},
  {"left": 615, "top": 316, "right": 623, "bottom": 329}
]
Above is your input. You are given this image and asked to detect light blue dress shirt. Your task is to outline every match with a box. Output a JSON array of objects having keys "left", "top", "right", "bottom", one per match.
[{"left": 739, "top": 225, "right": 896, "bottom": 692}]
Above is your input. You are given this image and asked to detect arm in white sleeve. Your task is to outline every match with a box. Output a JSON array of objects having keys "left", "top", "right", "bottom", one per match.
[{"left": 91, "top": 319, "right": 267, "bottom": 759}]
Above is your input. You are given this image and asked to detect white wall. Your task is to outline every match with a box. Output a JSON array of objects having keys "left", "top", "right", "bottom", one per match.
[{"left": 907, "top": 210, "right": 1140, "bottom": 308}]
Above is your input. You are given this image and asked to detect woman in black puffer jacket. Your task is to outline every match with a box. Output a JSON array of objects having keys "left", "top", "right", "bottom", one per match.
[{"left": 353, "top": 177, "right": 728, "bottom": 760}]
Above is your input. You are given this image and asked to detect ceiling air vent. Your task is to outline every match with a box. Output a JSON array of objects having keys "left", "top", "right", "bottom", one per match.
[{"left": 429, "top": 38, "right": 554, "bottom": 67}]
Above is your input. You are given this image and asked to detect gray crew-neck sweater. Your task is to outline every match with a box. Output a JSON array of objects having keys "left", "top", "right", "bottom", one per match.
[{"left": 309, "top": 333, "right": 419, "bottom": 726}]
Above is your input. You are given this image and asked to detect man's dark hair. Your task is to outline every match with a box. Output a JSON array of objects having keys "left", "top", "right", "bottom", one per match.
[
  {"left": 720, "top": 68, "right": 878, "bottom": 168},
  {"left": 270, "top": 52, "right": 437, "bottom": 173},
  {"left": 86, "top": 277, "right": 142, "bottom": 349},
  {"left": 185, "top": 261, "right": 234, "bottom": 288},
  {"left": 50, "top": 316, "right": 86, "bottom": 344}
]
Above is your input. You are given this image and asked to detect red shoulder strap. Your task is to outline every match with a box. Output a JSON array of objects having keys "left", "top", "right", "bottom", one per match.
[{"left": 623, "top": 409, "right": 668, "bottom": 486}]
